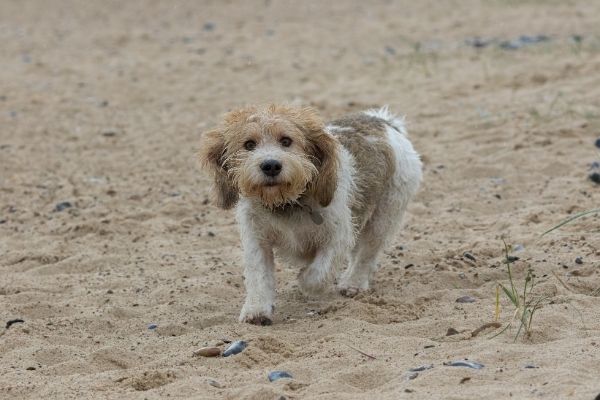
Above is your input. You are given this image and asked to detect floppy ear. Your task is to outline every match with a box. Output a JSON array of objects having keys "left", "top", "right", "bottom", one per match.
[
  {"left": 198, "top": 129, "right": 238, "bottom": 209},
  {"left": 303, "top": 111, "right": 340, "bottom": 207}
]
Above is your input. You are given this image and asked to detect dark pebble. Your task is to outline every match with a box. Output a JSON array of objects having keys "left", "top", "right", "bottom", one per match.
[
  {"left": 594, "top": 138, "right": 600, "bottom": 149},
  {"left": 571, "top": 34, "right": 584, "bottom": 43},
  {"left": 463, "top": 252, "right": 476, "bottom": 262},
  {"left": 6, "top": 319, "right": 25, "bottom": 329},
  {"left": 504, "top": 256, "right": 519, "bottom": 263},
  {"left": 102, "top": 131, "right": 117, "bottom": 137},
  {"left": 446, "top": 327, "right": 459, "bottom": 336},
  {"left": 148, "top": 323, "right": 158, "bottom": 330},
  {"left": 268, "top": 370, "right": 293, "bottom": 382},
  {"left": 456, "top": 295, "right": 476, "bottom": 303},
  {"left": 444, "top": 360, "right": 484, "bottom": 369},
  {"left": 203, "top": 22, "right": 216, "bottom": 31},
  {"left": 409, "top": 364, "right": 434, "bottom": 372},
  {"left": 26, "top": 366, "right": 36, "bottom": 371},
  {"left": 0, "top": 219, "right": 6, "bottom": 224},
  {"left": 384, "top": 46, "right": 396, "bottom": 55},
  {"left": 575, "top": 257, "right": 583, "bottom": 265},
  {"left": 54, "top": 202, "right": 72, "bottom": 212},
  {"left": 466, "top": 37, "right": 491, "bottom": 48},
  {"left": 100, "top": 100, "right": 109, "bottom": 107},
  {"left": 589, "top": 172, "right": 600, "bottom": 184},
  {"left": 223, "top": 340, "right": 247, "bottom": 357},
  {"left": 524, "top": 363, "right": 539, "bottom": 369},
  {"left": 590, "top": 161, "right": 600, "bottom": 170}
]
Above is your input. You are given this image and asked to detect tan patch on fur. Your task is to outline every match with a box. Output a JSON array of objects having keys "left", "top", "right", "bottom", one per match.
[
  {"left": 329, "top": 113, "right": 396, "bottom": 228},
  {"left": 198, "top": 129, "right": 239, "bottom": 209}
]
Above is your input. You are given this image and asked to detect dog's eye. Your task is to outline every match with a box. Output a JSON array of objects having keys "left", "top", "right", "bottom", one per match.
[
  {"left": 244, "top": 140, "right": 256, "bottom": 151},
  {"left": 280, "top": 137, "right": 292, "bottom": 147}
]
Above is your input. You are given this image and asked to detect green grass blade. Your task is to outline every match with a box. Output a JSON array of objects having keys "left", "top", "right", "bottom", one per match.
[{"left": 542, "top": 208, "right": 600, "bottom": 236}]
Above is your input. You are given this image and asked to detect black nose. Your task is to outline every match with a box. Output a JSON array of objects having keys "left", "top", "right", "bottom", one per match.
[{"left": 260, "top": 159, "right": 282, "bottom": 177}]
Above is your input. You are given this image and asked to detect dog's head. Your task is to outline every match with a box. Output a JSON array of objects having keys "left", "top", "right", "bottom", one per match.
[{"left": 199, "top": 105, "right": 339, "bottom": 209}]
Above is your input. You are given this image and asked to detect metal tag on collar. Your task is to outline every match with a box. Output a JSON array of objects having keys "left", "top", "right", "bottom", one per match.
[{"left": 303, "top": 204, "right": 323, "bottom": 225}]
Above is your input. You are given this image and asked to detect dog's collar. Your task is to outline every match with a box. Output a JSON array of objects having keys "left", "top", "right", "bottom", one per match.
[{"left": 270, "top": 200, "right": 324, "bottom": 225}]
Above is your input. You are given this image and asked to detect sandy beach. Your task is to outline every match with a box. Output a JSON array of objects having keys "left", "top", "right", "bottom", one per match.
[{"left": 1, "top": 1, "right": 600, "bottom": 398}]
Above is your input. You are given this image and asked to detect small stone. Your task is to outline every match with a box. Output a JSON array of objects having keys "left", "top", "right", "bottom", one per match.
[
  {"left": 456, "top": 295, "right": 476, "bottom": 303},
  {"left": 26, "top": 366, "right": 36, "bottom": 371},
  {"left": 589, "top": 172, "right": 600, "bottom": 184},
  {"left": 268, "top": 370, "right": 293, "bottom": 382},
  {"left": 384, "top": 46, "right": 396, "bottom": 55},
  {"left": 524, "top": 363, "right": 539, "bottom": 369},
  {"left": 463, "top": 252, "right": 476, "bottom": 262},
  {"left": 54, "top": 202, "right": 72, "bottom": 212},
  {"left": 102, "top": 130, "right": 117, "bottom": 137},
  {"left": 147, "top": 323, "right": 158, "bottom": 330},
  {"left": 444, "top": 360, "right": 484, "bottom": 369},
  {"left": 223, "top": 340, "right": 247, "bottom": 357},
  {"left": 203, "top": 22, "right": 216, "bottom": 31},
  {"left": 207, "top": 379, "right": 222, "bottom": 388},
  {"left": 194, "top": 347, "right": 221, "bottom": 357},
  {"left": 446, "top": 327, "right": 459, "bottom": 336},
  {"left": 575, "top": 257, "right": 583, "bottom": 265},
  {"left": 504, "top": 256, "right": 519, "bottom": 263},
  {"left": 409, "top": 364, "right": 434, "bottom": 372},
  {"left": 6, "top": 319, "right": 25, "bottom": 329},
  {"left": 595, "top": 138, "right": 600, "bottom": 149}
]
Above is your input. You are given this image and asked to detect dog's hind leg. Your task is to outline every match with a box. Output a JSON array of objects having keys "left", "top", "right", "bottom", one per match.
[{"left": 338, "top": 191, "right": 408, "bottom": 297}]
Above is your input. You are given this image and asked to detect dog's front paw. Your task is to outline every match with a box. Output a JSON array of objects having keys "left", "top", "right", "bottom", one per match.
[
  {"left": 239, "top": 302, "right": 274, "bottom": 326},
  {"left": 338, "top": 286, "right": 361, "bottom": 298}
]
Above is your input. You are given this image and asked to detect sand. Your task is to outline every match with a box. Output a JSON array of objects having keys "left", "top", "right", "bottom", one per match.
[{"left": 1, "top": 1, "right": 600, "bottom": 399}]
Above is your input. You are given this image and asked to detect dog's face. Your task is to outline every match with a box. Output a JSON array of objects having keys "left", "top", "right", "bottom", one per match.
[{"left": 199, "top": 105, "right": 339, "bottom": 209}]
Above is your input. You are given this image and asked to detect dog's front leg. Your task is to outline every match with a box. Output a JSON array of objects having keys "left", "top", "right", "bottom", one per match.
[
  {"left": 239, "top": 234, "right": 276, "bottom": 326},
  {"left": 299, "top": 242, "right": 346, "bottom": 295}
]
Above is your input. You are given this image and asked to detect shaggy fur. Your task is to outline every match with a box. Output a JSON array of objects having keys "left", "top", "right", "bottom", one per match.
[{"left": 199, "top": 105, "right": 422, "bottom": 325}]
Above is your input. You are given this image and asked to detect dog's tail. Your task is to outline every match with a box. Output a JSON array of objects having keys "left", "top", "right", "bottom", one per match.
[{"left": 363, "top": 105, "right": 407, "bottom": 135}]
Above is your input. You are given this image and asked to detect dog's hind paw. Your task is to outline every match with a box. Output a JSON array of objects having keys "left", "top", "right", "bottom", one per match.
[{"left": 338, "top": 286, "right": 361, "bottom": 298}]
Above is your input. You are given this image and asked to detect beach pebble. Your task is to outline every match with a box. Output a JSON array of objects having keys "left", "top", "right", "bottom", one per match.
[
  {"left": 456, "top": 295, "right": 476, "bottom": 303},
  {"left": 463, "top": 252, "right": 476, "bottom": 262},
  {"left": 147, "top": 323, "right": 157, "bottom": 330},
  {"left": 406, "top": 372, "right": 419, "bottom": 380},
  {"left": 223, "top": 340, "right": 247, "bottom": 357},
  {"left": 268, "top": 370, "right": 293, "bottom": 382},
  {"left": 524, "top": 363, "right": 539, "bottom": 369},
  {"left": 594, "top": 138, "right": 600, "bottom": 149},
  {"left": 207, "top": 379, "right": 223, "bottom": 388},
  {"left": 513, "top": 244, "right": 525, "bottom": 252},
  {"left": 203, "top": 22, "right": 216, "bottom": 31},
  {"left": 54, "top": 201, "right": 72, "bottom": 212},
  {"left": 575, "top": 257, "right": 583, "bottom": 265},
  {"left": 446, "top": 327, "right": 459, "bottom": 336},
  {"left": 444, "top": 360, "right": 484, "bottom": 369},
  {"left": 589, "top": 172, "right": 600, "bottom": 184},
  {"left": 194, "top": 347, "right": 221, "bottom": 357},
  {"left": 409, "top": 364, "right": 434, "bottom": 372}
]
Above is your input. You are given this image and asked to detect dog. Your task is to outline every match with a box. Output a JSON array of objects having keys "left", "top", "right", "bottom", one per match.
[{"left": 199, "top": 104, "right": 422, "bottom": 325}]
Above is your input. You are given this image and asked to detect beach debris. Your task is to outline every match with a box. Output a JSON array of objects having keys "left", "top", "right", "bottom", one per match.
[
  {"left": 460, "top": 377, "right": 471, "bottom": 384},
  {"left": 446, "top": 328, "right": 459, "bottom": 336},
  {"left": 406, "top": 372, "right": 419, "bottom": 380},
  {"left": 503, "top": 256, "right": 519, "bottom": 264},
  {"left": 147, "top": 323, "right": 158, "bottom": 330},
  {"left": 499, "top": 35, "right": 550, "bottom": 50},
  {"left": 54, "top": 201, "right": 72, "bottom": 212},
  {"left": 207, "top": 379, "right": 223, "bottom": 388},
  {"left": 524, "top": 363, "right": 539, "bottom": 369},
  {"left": 268, "top": 370, "right": 293, "bottom": 382},
  {"left": 456, "top": 295, "right": 476, "bottom": 303},
  {"left": 193, "top": 347, "right": 221, "bottom": 357},
  {"left": 6, "top": 319, "right": 25, "bottom": 329},
  {"left": 471, "top": 322, "right": 502, "bottom": 337},
  {"left": 463, "top": 252, "right": 476, "bottom": 262},
  {"left": 344, "top": 343, "right": 377, "bottom": 360},
  {"left": 409, "top": 364, "right": 434, "bottom": 372},
  {"left": 589, "top": 172, "right": 600, "bottom": 185},
  {"left": 513, "top": 244, "right": 525, "bottom": 252},
  {"left": 203, "top": 22, "right": 216, "bottom": 31},
  {"left": 223, "top": 340, "right": 247, "bottom": 357},
  {"left": 465, "top": 37, "right": 492, "bottom": 48},
  {"left": 443, "top": 360, "right": 484, "bottom": 369},
  {"left": 575, "top": 257, "right": 583, "bottom": 265},
  {"left": 102, "top": 130, "right": 118, "bottom": 137},
  {"left": 594, "top": 138, "right": 600, "bottom": 149}
]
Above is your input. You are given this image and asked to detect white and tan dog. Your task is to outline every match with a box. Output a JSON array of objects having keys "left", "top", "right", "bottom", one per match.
[{"left": 199, "top": 105, "right": 421, "bottom": 325}]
